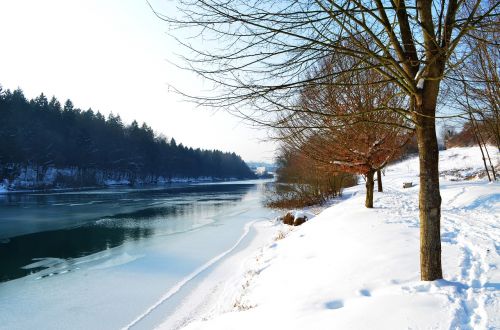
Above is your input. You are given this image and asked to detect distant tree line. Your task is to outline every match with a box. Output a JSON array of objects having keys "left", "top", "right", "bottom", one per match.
[
  {"left": 0, "top": 87, "right": 256, "bottom": 183},
  {"left": 444, "top": 122, "right": 497, "bottom": 150}
]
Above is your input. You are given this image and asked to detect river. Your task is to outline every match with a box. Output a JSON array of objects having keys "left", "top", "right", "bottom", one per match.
[{"left": 0, "top": 180, "right": 277, "bottom": 329}]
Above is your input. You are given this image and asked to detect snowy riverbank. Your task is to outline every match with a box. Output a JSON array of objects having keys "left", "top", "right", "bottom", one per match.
[
  {"left": 170, "top": 147, "right": 499, "bottom": 330},
  {"left": 0, "top": 182, "right": 278, "bottom": 329},
  {"left": 0, "top": 165, "right": 253, "bottom": 193}
]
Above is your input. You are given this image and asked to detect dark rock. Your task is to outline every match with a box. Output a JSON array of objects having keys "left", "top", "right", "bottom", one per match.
[
  {"left": 282, "top": 212, "right": 295, "bottom": 225},
  {"left": 293, "top": 216, "right": 307, "bottom": 226}
]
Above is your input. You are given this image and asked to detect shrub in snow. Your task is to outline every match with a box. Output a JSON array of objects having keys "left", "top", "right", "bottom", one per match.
[{"left": 274, "top": 231, "right": 287, "bottom": 241}]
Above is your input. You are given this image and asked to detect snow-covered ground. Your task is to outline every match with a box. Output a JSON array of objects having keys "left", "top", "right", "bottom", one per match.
[{"left": 169, "top": 147, "right": 499, "bottom": 330}]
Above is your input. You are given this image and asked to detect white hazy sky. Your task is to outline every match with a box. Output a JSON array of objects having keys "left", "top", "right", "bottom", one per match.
[{"left": 0, "top": 0, "right": 276, "bottom": 162}]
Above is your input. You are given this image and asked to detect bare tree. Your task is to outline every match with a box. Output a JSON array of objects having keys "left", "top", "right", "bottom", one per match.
[
  {"left": 453, "top": 24, "right": 499, "bottom": 182},
  {"left": 446, "top": 24, "right": 499, "bottom": 179},
  {"left": 463, "top": 81, "right": 498, "bottom": 180},
  {"left": 160, "top": 0, "right": 500, "bottom": 280},
  {"left": 458, "top": 27, "right": 500, "bottom": 151}
]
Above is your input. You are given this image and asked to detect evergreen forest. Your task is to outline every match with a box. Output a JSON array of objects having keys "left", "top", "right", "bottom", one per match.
[{"left": 0, "top": 87, "right": 256, "bottom": 187}]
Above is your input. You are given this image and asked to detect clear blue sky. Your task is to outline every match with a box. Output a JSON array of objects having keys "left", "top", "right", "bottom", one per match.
[{"left": 0, "top": 0, "right": 276, "bottom": 162}]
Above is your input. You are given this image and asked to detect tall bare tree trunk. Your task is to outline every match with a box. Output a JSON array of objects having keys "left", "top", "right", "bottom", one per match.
[
  {"left": 464, "top": 83, "right": 493, "bottom": 182},
  {"left": 377, "top": 169, "right": 383, "bottom": 192},
  {"left": 469, "top": 113, "right": 492, "bottom": 181},
  {"left": 365, "top": 169, "right": 375, "bottom": 208},
  {"left": 415, "top": 92, "right": 443, "bottom": 281},
  {"left": 483, "top": 143, "right": 497, "bottom": 181},
  {"left": 475, "top": 123, "right": 497, "bottom": 181}
]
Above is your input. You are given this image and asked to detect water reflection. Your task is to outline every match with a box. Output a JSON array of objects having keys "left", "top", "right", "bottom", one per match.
[{"left": 0, "top": 183, "right": 254, "bottom": 282}]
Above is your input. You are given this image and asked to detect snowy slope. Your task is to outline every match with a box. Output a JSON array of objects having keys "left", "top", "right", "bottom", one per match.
[{"left": 171, "top": 147, "right": 499, "bottom": 330}]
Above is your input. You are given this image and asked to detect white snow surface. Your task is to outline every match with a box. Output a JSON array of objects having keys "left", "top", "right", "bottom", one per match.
[{"left": 169, "top": 147, "right": 500, "bottom": 330}]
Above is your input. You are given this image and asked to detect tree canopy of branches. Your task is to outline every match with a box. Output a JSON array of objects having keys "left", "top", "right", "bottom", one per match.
[
  {"left": 0, "top": 87, "right": 256, "bottom": 185},
  {"left": 448, "top": 25, "right": 500, "bottom": 151},
  {"left": 161, "top": 0, "right": 499, "bottom": 280},
  {"left": 278, "top": 57, "right": 412, "bottom": 208}
]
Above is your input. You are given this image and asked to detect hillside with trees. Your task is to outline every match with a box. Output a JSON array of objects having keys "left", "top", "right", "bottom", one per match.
[
  {"left": 165, "top": 0, "right": 499, "bottom": 282},
  {"left": 0, "top": 87, "right": 256, "bottom": 190}
]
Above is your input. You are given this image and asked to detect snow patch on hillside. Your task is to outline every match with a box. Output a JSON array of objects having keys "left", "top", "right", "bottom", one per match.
[{"left": 168, "top": 147, "right": 499, "bottom": 330}]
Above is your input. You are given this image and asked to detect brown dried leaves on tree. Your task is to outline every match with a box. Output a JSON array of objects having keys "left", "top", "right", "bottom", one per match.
[{"left": 278, "top": 56, "right": 413, "bottom": 208}]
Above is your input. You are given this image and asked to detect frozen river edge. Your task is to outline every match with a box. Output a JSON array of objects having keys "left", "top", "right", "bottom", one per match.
[
  {"left": 0, "top": 181, "right": 279, "bottom": 330},
  {"left": 144, "top": 219, "right": 283, "bottom": 330}
]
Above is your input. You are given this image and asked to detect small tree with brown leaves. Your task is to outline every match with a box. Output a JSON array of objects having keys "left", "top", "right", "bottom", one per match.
[{"left": 278, "top": 58, "right": 412, "bottom": 208}]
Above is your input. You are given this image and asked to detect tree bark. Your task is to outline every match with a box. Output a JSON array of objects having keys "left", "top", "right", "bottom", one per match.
[
  {"left": 365, "top": 169, "right": 375, "bottom": 208},
  {"left": 415, "top": 94, "right": 443, "bottom": 281},
  {"left": 377, "top": 169, "right": 383, "bottom": 192}
]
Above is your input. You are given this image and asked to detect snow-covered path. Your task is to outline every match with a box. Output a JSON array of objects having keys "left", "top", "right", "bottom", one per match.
[
  {"left": 380, "top": 179, "right": 499, "bottom": 329},
  {"left": 441, "top": 186, "right": 500, "bottom": 329},
  {"left": 171, "top": 147, "right": 499, "bottom": 330}
]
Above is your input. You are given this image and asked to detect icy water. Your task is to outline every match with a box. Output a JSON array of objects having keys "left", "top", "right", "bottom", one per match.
[{"left": 0, "top": 181, "right": 275, "bottom": 329}]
